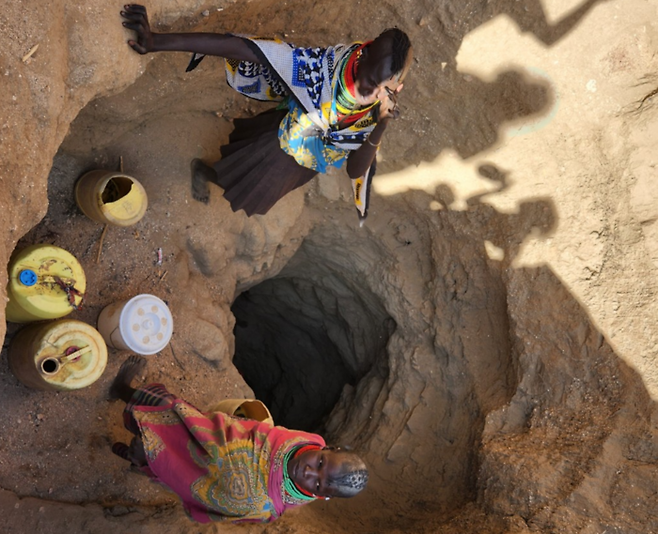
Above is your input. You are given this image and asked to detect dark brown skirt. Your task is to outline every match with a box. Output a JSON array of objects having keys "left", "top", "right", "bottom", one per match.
[{"left": 213, "top": 108, "right": 318, "bottom": 216}]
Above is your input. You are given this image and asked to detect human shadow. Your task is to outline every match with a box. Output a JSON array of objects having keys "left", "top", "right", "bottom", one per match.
[
  {"left": 373, "top": 0, "right": 609, "bottom": 167},
  {"left": 411, "top": 69, "right": 552, "bottom": 161},
  {"left": 432, "top": 0, "right": 608, "bottom": 47},
  {"left": 307, "top": 163, "right": 656, "bottom": 532}
]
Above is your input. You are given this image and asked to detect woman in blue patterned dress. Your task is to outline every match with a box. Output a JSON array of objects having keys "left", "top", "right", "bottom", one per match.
[{"left": 120, "top": 4, "right": 412, "bottom": 221}]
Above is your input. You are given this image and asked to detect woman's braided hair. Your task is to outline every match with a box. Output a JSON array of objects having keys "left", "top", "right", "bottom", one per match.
[{"left": 379, "top": 27, "right": 412, "bottom": 77}]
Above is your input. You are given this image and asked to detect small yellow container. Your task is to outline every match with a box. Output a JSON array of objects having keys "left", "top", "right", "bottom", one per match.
[
  {"left": 207, "top": 399, "right": 274, "bottom": 425},
  {"left": 6, "top": 244, "right": 86, "bottom": 323},
  {"left": 8, "top": 319, "right": 108, "bottom": 391},
  {"left": 75, "top": 170, "right": 148, "bottom": 227}
]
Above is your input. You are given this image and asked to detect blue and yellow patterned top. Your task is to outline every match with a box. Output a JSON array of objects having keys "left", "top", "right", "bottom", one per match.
[{"left": 225, "top": 38, "right": 378, "bottom": 219}]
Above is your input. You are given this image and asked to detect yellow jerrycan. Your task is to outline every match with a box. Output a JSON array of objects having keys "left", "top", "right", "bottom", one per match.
[
  {"left": 6, "top": 244, "right": 86, "bottom": 323},
  {"left": 8, "top": 319, "right": 108, "bottom": 391},
  {"left": 75, "top": 170, "right": 147, "bottom": 227}
]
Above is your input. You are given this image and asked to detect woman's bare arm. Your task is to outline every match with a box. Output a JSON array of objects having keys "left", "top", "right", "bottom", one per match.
[
  {"left": 120, "top": 4, "right": 260, "bottom": 63},
  {"left": 346, "top": 120, "right": 388, "bottom": 179},
  {"left": 346, "top": 88, "right": 401, "bottom": 179}
]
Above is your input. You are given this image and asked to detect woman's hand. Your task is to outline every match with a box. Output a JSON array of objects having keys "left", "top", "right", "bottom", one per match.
[
  {"left": 118, "top": 4, "right": 261, "bottom": 62},
  {"left": 120, "top": 4, "right": 155, "bottom": 54},
  {"left": 347, "top": 83, "right": 403, "bottom": 178},
  {"left": 377, "top": 84, "right": 403, "bottom": 121}
]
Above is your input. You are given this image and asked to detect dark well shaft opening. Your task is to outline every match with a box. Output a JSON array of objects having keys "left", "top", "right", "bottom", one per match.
[{"left": 232, "top": 275, "right": 394, "bottom": 432}]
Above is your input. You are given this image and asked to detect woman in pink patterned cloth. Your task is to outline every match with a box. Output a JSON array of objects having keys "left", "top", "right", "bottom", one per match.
[{"left": 109, "top": 356, "right": 369, "bottom": 524}]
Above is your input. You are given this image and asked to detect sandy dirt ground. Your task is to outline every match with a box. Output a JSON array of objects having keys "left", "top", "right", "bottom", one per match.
[{"left": 1, "top": 0, "right": 657, "bottom": 533}]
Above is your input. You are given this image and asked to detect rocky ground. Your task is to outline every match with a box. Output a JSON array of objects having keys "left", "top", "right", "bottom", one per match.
[{"left": 1, "top": 0, "right": 657, "bottom": 533}]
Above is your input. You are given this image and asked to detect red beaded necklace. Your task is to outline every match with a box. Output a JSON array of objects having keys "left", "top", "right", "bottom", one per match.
[{"left": 335, "top": 42, "right": 377, "bottom": 125}]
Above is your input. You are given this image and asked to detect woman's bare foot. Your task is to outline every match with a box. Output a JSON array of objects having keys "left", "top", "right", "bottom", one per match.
[
  {"left": 109, "top": 355, "right": 147, "bottom": 402},
  {"left": 191, "top": 158, "right": 218, "bottom": 204}
]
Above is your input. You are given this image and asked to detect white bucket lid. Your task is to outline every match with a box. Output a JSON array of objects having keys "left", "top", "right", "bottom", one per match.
[{"left": 118, "top": 294, "right": 173, "bottom": 355}]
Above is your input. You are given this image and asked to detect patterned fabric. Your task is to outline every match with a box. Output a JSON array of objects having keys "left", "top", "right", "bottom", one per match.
[
  {"left": 277, "top": 96, "right": 377, "bottom": 174},
  {"left": 124, "top": 384, "right": 326, "bottom": 524},
  {"left": 123, "top": 383, "right": 174, "bottom": 435},
  {"left": 226, "top": 39, "right": 376, "bottom": 150},
  {"left": 225, "top": 38, "right": 378, "bottom": 219}
]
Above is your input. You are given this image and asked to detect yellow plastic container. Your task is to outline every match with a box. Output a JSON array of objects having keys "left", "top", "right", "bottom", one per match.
[
  {"left": 6, "top": 244, "right": 86, "bottom": 323},
  {"left": 75, "top": 170, "right": 148, "bottom": 226},
  {"left": 207, "top": 399, "right": 274, "bottom": 425},
  {"left": 8, "top": 319, "right": 108, "bottom": 391}
]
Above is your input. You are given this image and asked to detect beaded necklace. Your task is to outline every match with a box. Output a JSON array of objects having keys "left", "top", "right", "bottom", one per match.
[
  {"left": 282, "top": 444, "right": 322, "bottom": 502},
  {"left": 335, "top": 43, "right": 378, "bottom": 123}
]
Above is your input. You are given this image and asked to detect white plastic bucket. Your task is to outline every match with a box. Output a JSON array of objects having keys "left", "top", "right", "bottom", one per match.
[{"left": 97, "top": 294, "right": 173, "bottom": 355}]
